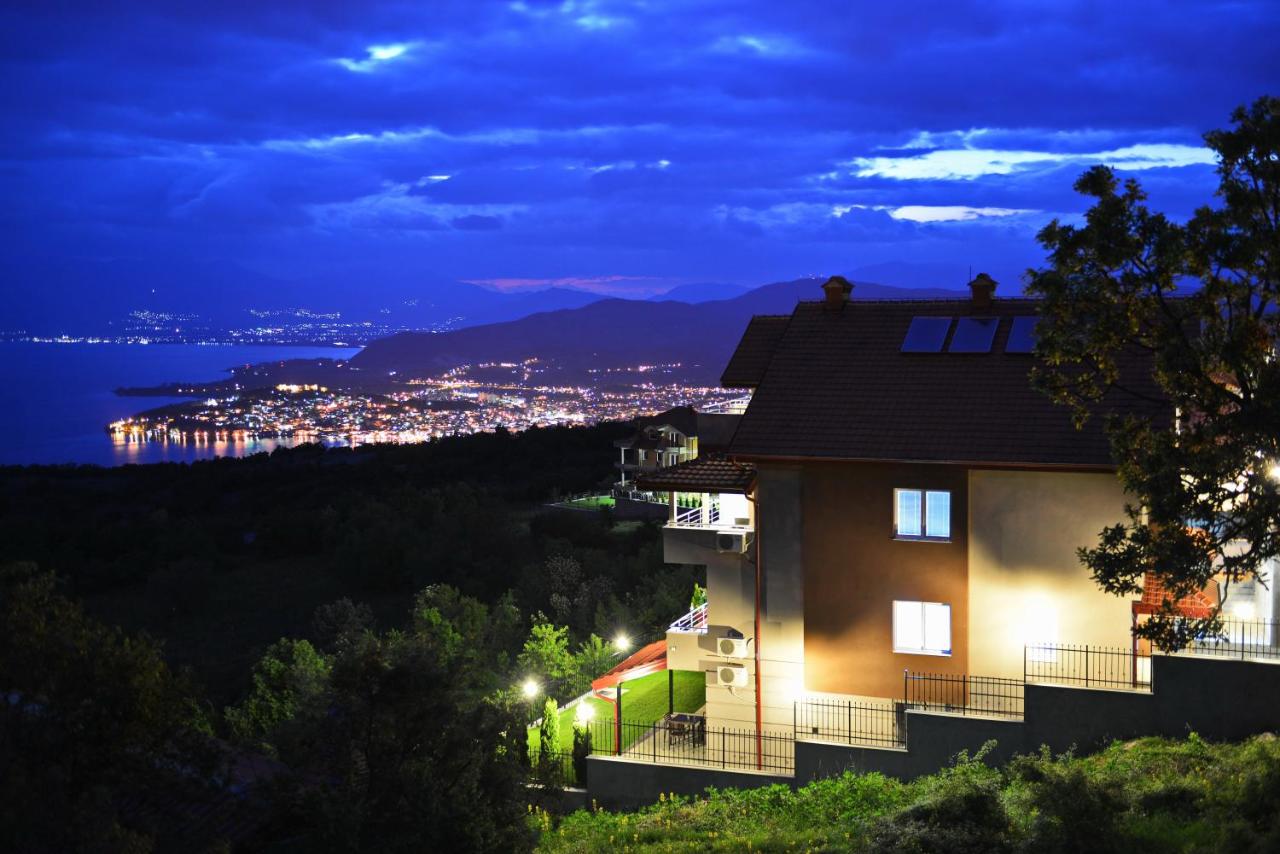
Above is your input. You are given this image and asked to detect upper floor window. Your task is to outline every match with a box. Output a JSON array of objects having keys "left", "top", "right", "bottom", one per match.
[{"left": 894, "top": 488, "right": 951, "bottom": 540}]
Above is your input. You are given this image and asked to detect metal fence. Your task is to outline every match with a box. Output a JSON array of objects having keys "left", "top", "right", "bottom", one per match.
[
  {"left": 529, "top": 748, "right": 581, "bottom": 787},
  {"left": 793, "top": 697, "right": 906, "bottom": 748},
  {"left": 585, "top": 715, "right": 794, "bottom": 775},
  {"left": 1024, "top": 643, "right": 1151, "bottom": 690},
  {"left": 903, "top": 671, "right": 1025, "bottom": 718},
  {"left": 1183, "top": 618, "right": 1280, "bottom": 661}
]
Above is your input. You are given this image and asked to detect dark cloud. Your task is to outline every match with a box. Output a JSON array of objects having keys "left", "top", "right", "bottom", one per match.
[{"left": 1, "top": 0, "right": 1274, "bottom": 321}]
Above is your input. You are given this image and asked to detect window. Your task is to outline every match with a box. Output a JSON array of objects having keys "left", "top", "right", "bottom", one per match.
[
  {"left": 893, "top": 601, "right": 952, "bottom": 655},
  {"left": 894, "top": 489, "right": 951, "bottom": 540}
]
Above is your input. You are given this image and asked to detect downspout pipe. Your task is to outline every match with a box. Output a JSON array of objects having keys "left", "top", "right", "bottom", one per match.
[{"left": 749, "top": 488, "right": 763, "bottom": 770}]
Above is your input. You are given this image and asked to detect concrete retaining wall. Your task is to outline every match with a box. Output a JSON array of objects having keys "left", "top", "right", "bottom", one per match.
[
  {"left": 585, "top": 755, "right": 791, "bottom": 810},
  {"left": 587, "top": 654, "right": 1280, "bottom": 806}
]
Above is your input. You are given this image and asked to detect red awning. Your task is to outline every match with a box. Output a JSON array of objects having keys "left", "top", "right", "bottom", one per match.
[{"left": 591, "top": 640, "right": 667, "bottom": 692}]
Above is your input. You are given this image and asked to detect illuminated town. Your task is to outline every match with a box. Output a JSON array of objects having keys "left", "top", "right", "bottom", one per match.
[{"left": 107, "top": 358, "right": 749, "bottom": 450}]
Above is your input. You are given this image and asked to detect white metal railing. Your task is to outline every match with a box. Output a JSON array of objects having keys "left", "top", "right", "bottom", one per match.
[
  {"left": 669, "top": 602, "right": 709, "bottom": 633},
  {"left": 672, "top": 503, "right": 719, "bottom": 527}
]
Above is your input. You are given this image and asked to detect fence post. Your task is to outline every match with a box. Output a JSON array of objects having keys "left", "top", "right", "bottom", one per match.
[
  {"left": 903, "top": 668, "right": 908, "bottom": 708},
  {"left": 1023, "top": 644, "right": 1027, "bottom": 684},
  {"left": 847, "top": 700, "right": 853, "bottom": 743},
  {"left": 721, "top": 727, "right": 727, "bottom": 769},
  {"left": 1084, "top": 645, "right": 1090, "bottom": 688}
]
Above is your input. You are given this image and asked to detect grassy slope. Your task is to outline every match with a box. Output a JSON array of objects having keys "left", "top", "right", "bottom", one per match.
[
  {"left": 530, "top": 670, "right": 706, "bottom": 753},
  {"left": 537, "top": 734, "right": 1280, "bottom": 853}
]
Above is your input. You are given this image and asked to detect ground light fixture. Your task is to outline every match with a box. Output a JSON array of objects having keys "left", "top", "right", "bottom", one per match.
[{"left": 521, "top": 678, "right": 540, "bottom": 699}]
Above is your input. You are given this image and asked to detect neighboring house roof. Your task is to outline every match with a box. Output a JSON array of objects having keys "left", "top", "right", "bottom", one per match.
[
  {"left": 614, "top": 406, "right": 742, "bottom": 452},
  {"left": 726, "top": 297, "right": 1168, "bottom": 468},
  {"left": 637, "top": 456, "right": 757, "bottom": 493},
  {"left": 721, "top": 315, "right": 790, "bottom": 388}
]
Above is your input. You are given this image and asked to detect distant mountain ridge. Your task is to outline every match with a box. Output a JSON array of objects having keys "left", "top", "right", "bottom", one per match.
[{"left": 354, "top": 278, "right": 963, "bottom": 384}]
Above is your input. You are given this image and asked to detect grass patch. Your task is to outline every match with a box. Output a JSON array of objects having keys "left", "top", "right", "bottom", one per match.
[
  {"left": 529, "top": 669, "right": 705, "bottom": 754},
  {"left": 561, "top": 495, "right": 616, "bottom": 509},
  {"left": 536, "top": 734, "right": 1280, "bottom": 852}
]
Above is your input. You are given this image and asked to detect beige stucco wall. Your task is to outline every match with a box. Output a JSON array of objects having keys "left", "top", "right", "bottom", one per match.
[{"left": 968, "top": 469, "right": 1133, "bottom": 680}]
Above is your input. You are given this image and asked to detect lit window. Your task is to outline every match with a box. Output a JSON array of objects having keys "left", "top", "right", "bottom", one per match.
[
  {"left": 893, "top": 601, "right": 951, "bottom": 655},
  {"left": 894, "top": 489, "right": 951, "bottom": 540}
]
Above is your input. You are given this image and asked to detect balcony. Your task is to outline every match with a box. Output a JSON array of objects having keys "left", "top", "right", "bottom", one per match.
[{"left": 669, "top": 602, "right": 708, "bottom": 634}]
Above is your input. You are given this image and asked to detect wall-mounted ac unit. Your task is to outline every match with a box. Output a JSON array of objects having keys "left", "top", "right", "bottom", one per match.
[
  {"left": 715, "top": 664, "right": 749, "bottom": 687},
  {"left": 716, "top": 531, "right": 748, "bottom": 553},
  {"left": 717, "top": 636, "right": 749, "bottom": 658}
]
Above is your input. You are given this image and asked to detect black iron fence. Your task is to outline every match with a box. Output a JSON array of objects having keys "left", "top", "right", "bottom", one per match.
[
  {"left": 903, "top": 671, "right": 1025, "bottom": 718},
  {"left": 529, "top": 748, "right": 580, "bottom": 787},
  {"left": 793, "top": 697, "right": 906, "bottom": 747},
  {"left": 1024, "top": 643, "right": 1151, "bottom": 690},
  {"left": 1183, "top": 618, "right": 1280, "bottom": 661},
  {"left": 581, "top": 714, "right": 794, "bottom": 775}
]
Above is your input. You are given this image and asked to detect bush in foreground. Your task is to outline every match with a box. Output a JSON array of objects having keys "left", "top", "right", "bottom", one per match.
[{"left": 538, "top": 735, "right": 1280, "bottom": 853}]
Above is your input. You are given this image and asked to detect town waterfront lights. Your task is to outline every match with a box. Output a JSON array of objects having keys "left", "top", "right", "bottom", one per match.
[{"left": 521, "top": 678, "right": 540, "bottom": 699}]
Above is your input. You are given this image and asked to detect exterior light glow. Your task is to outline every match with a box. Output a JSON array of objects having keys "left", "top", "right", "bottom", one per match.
[
  {"left": 575, "top": 703, "right": 595, "bottom": 723},
  {"left": 521, "top": 678, "right": 540, "bottom": 699},
  {"left": 614, "top": 633, "right": 631, "bottom": 652}
]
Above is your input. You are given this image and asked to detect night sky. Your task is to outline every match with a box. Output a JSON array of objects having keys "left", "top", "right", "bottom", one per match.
[{"left": 3, "top": 1, "right": 1277, "bottom": 322}]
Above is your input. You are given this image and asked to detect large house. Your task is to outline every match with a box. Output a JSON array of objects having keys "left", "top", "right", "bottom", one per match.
[
  {"left": 613, "top": 405, "right": 740, "bottom": 488},
  {"left": 641, "top": 275, "right": 1279, "bottom": 737}
]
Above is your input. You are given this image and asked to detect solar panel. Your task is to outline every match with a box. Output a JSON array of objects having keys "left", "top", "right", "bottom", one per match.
[
  {"left": 1005, "top": 316, "right": 1038, "bottom": 353},
  {"left": 901, "top": 317, "right": 952, "bottom": 353},
  {"left": 948, "top": 317, "right": 998, "bottom": 353}
]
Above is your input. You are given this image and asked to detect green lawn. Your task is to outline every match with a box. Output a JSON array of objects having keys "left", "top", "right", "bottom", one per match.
[
  {"left": 528, "top": 669, "right": 705, "bottom": 754},
  {"left": 562, "top": 495, "right": 615, "bottom": 509}
]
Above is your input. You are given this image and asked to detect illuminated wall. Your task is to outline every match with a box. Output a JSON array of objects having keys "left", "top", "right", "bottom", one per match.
[{"left": 968, "top": 469, "right": 1133, "bottom": 679}]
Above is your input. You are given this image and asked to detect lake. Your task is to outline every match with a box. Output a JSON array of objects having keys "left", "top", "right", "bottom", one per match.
[{"left": 0, "top": 342, "right": 362, "bottom": 466}]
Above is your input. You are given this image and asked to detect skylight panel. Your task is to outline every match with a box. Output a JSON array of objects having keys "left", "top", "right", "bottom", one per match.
[
  {"left": 1005, "top": 316, "right": 1038, "bottom": 353},
  {"left": 948, "top": 317, "right": 998, "bottom": 352},
  {"left": 901, "top": 317, "right": 952, "bottom": 352}
]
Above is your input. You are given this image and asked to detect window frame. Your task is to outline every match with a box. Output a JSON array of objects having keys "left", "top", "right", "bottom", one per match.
[
  {"left": 892, "top": 600, "right": 952, "bottom": 656},
  {"left": 893, "top": 488, "right": 952, "bottom": 542}
]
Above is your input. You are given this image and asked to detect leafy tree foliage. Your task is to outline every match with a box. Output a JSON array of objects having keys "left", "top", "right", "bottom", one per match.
[
  {"left": 1029, "top": 96, "right": 1280, "bottom": 648},
  {"left": 0, "top": 563, "right": 214, "bottom": 852},
  {"left": 518, "top": 622, "right": 577, "bottom": 700},
  {"left": 224, "top": 637, "right": 329, "bottom": 751},
  {"left": 539, "top": 696, "right": 561, "bottom": 763}
]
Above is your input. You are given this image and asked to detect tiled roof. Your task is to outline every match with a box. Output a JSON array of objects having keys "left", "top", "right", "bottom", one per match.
[
  {"left": 721, "top": 315, "right": 790, "bottom": 388},
  {"left": 637, "top": 455, "right": 757, "bottom": 493},
  {"left": 726, "top": 299, "right": 1169, "bottom": 467}
]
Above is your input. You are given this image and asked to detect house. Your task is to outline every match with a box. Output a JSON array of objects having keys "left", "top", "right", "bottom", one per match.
[
  {"left": 643, "top": 274, "right": 1280, "bottom": 738},
  {"left": 613, "top": 405, "right": 740, "bottom": 488}
]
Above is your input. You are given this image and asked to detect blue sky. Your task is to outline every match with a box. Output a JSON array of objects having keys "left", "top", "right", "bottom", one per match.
[{"left": 2, "top": 0, "right": 1277, "bottom": 320}]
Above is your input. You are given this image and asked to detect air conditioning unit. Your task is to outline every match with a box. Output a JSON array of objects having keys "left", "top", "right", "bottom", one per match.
[
  {"left": 717, "top": 636, "right": 749, "bottom": 658},
  {"left": 715, "top": 664, "right": 749, "bottom": 687},
  {"left": 716, "top": 531, "right": 748, "bottom": 553}
]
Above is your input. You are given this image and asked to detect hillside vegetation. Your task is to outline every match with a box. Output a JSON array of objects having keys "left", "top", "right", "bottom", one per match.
[{"left": 538, "top": 735, "right": 1280, "bottom": 853}]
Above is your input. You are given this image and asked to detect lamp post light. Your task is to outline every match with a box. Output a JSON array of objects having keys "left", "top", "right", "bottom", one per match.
[
  {"left": 613, "top": 633, "right": 631, "bottom": 654},
  {"left": 521, "top": 678, "right": 540, "bottom": 700}
]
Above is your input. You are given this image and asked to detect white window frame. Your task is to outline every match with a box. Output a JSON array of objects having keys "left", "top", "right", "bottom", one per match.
[
  {"left": 893, "top": 488, "right": 951, "bottom": 541},
  {"left": 892, "top": 600, "right": 952, "bottom": 656}
]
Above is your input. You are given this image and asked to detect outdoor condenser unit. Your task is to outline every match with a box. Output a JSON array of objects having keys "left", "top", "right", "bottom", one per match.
[
  {"left": 716, "top": 531, "right": 748, "bottom": 553},
  {"left": 717, "top": 636, "right": 749, "bottom": 658},
  {"left": 715, "top": 664, "right": 749, "bottom": 687}
]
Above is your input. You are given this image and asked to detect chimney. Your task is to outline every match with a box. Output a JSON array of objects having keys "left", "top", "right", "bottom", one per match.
[
  {"left": 821, "top": 275, "right": 853, "bottom": 309},
  {"left": 968, "top": 273, "right": 997, "bottom": 310}
]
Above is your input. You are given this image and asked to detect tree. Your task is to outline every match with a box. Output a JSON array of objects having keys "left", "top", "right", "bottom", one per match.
[
  {"left": 1028, "top": 96, "right": 1280, "bottom": 649},
  {"left": 0, "top": 564, "right": 214, "bottom": 851},
  {"left": 539, "top": 696, "right": 561, "bottom": 763},
  {"left": 517, "top": 622, "right": 576, "bottom": 699},
  {"left": 569, "top": 634, "right": 615, "bottom": 697},
  {"left": 224, "top": 638, "right": 330, "bottom": 752}
]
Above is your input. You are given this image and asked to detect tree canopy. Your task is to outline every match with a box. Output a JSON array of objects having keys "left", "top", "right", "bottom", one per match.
[{"left": 1029, "top": 96, "right": 1280, "bottom": 649}]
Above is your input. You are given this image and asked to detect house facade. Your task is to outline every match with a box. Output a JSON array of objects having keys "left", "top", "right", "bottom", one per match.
[
  {"left": 645, "top": 275, "right": 1280, "bottom": 737},
  {"left": 614, "top": 405, "right": 740, "bottom": 488}
]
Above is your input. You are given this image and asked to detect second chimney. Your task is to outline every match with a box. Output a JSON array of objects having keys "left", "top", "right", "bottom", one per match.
[
  {"left": 822, "top": 275, "right": 853, "bottom": 309},
  {"left": 968, "top": 273, "right": 997, "bottom": 309}
]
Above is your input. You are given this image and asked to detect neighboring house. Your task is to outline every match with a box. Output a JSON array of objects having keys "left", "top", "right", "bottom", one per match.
[
  {"left": 614, "top": 406, "right": 740, "bottom": 487},
  {"left": 643, "top": 274, "right": 1280, "bottom": 737}
]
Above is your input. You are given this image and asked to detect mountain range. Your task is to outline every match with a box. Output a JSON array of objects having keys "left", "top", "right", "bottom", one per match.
[{"left": 352, "top": 277, "right": 963, "bottom": 384}]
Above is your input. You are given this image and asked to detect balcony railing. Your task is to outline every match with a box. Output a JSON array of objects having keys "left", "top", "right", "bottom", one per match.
[
  {"left": 793, "top": 697, "right": 906, "bottom": 748},
  {"left": 672, "top": 503, "right": 720, "bottom": 527},
  {"left": 669, "top": 602, "right": 708, "bottom": 633},
  {"left": 1181, "top": 618, "right": 1280, "bottom": 661}
]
